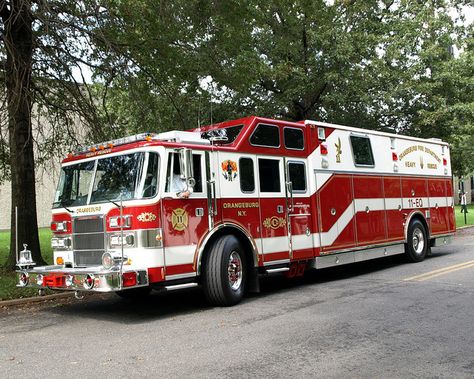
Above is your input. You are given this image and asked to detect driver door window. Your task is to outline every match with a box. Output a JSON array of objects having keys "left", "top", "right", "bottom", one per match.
[{"left": 165, "top": 152, "right": 204, "bottom": 195}]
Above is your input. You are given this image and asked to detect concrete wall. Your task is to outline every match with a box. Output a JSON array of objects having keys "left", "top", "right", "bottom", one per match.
[{"left": 0, "top": 164, "right": 60, "bottom": 231}]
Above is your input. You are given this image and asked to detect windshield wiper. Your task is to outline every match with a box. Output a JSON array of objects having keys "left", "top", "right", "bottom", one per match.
[
  {"left": 59, "top": 200, "right": 74, "bottom": 214},
  {"left": 102, "top": 196, "right": 121, "bottom": 209}
]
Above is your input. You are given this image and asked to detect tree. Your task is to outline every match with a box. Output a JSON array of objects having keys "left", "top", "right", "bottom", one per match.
[
  {"left": 101, "top": 0, "right": 471, "bottom": 138},
  {"left": 1, "top": 0, "right": 44, "bottom": 268},
  {"left": 0, "top": 1, "right": 115, "bottom": 269},
  {"left": 416, "top": 34, "right": 474, "bottom": 176}
]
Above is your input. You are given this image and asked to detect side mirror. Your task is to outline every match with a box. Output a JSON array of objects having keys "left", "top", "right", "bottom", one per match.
[{"left": 179, "top": 148, "right": 195, "bottom": 191}]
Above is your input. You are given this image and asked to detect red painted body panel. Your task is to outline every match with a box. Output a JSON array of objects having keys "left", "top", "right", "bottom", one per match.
[
  {"left": 445, "top": 180, "right": 456, "bottom": 232},
  {"left": 259, "top": 197, "right": 289, "bottom": 262},
  {"left": 384, "top": 177, "right": 405, "bottom": 240},
  {"left": 318, "top": 174, "right": 356, "bottom": 251},
  {"left": 318, "top": 175, "right": 353, "bottom": 233},
  {"left": 354, "top": 176, "right": 387, "bottom": 245},
  {"left": 402, "top": 177, "right": 428, "bottom": 198},
  {"left": 428, "top": 179, "right": 448, "bottom": 234},
  {"left": 161, "top": 198, "right": 209, "bottom": 248}
]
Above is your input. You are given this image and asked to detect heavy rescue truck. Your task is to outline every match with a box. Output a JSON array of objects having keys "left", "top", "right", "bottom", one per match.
[{"left": 16, "top": 116, "right": 455, "bottom": 306}]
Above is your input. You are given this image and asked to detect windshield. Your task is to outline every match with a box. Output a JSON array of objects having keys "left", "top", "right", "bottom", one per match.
[{"left": 53, "top": 152, "right": 159, "bottom": 208}]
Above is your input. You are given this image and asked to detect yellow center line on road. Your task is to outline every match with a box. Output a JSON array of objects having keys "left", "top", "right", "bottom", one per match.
[{"left": 404, "top": 260, "right": 474, "bottom": 282}]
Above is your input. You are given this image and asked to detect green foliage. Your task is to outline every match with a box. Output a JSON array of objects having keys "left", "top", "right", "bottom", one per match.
[
  {"left": 98, "top": 0, "right": 473, "bottom": 166},
  {"left": 0, "top": 227, "right": 53, "bottom": 300}
]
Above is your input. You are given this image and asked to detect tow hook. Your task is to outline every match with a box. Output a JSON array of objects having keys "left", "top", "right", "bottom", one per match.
[{"left": 74, "top": 291, "right": 84, "bottom": 300}]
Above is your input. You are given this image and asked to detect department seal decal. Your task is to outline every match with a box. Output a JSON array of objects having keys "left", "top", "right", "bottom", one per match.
[
  {"left": 263, "top": 216, "right": 286, "bottom": 230},
  {"left": 221, "top": 160, "right": 238, "bottom": 181},
  {"left": 171, "top": 208, "right": 189, "bottom": 231}
]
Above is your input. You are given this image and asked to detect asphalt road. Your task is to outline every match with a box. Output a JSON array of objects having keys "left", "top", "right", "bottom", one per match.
[{"left": 1, "top": 230, "right": 474, "bottom": 378}]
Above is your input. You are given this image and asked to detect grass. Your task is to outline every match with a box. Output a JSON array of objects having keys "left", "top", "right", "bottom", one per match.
[
  {"left": 0, "top": 227, "right": 53, "bottom": 301},
  {"left": 455, "top": 204, "right": 474, "bottom": 227}
]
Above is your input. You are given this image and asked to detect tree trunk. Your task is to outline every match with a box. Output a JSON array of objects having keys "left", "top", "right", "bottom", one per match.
[{"left": 3, "top": 1, "right": 46, "bottom": 269}]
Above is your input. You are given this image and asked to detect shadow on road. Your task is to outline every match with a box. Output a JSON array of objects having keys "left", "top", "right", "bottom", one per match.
[{"left": 45, "top": 249, "right": 450, "bottom": 323}]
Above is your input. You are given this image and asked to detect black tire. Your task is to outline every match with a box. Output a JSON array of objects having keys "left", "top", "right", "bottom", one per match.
[
  {"left": 116, "top": 286, "right": 151, "bottom": 300},
  {"left": 405, "top": 219, "right": 428, "bottom": 262},
  {"left": 202, "top": 235, "right": 246, "bottom": 306}
]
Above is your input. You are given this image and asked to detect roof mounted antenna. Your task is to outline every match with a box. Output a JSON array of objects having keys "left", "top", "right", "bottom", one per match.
[
  {"left": 210, "top": 91, "right": 213, "bottom": 127},
  {"left": 197, "top": 95, "right": 201, "bottom": 132}
]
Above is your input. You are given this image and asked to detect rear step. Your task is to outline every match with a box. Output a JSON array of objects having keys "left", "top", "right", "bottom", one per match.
[{"left": 264, "top": 267, "right": 290, "bottom": 274}]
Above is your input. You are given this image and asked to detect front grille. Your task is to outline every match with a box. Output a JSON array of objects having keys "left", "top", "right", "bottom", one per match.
[
  {"left": 72, "top": 216, "right": 105, "bottom": 267},
  {"left": 73, "top": 234, "right": 105, "bottom": 250},
  {"left": 74, "top": 217, "right": 104, "bottom": 234}
]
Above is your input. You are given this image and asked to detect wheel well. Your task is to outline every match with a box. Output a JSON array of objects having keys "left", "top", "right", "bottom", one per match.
[
  {"left": 406, "top": 213, "right": 430, "bottom": 240},
  {"left": 198, "top": 226, "right": 258, "bottom": 289}
]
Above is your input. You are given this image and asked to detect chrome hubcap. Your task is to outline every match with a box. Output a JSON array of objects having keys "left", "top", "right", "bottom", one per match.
[
  {"left": 227, "top": 251, "right": 242, "bottom": 290},
  {"left": 412, "top": 228, "right": 425, "bottom": 254}
]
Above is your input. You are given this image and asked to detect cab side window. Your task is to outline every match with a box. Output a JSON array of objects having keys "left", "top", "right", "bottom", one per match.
[
  {"left": 288, "top": 162, "right": 306, "bottom": 192},
  {"left": 239, "top": 158, "right": 255, "bottom": 193},
  {"left": 284, "top": 127, "right": 304, "bottom": 150},
  {"left": 250, "top": 124, "right": 280, "bottom": 148},
  {"left": 142, "top": 153, "right": 159, "bottom": 198},
  {"left": 259, "top": 158, "right": 281, "bottom": 192}
]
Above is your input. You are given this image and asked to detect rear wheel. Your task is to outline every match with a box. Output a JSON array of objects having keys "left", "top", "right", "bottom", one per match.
[
  {"left": 202, "top": 235, "right": 246, "bottom": 306},
  {"left": 405, "top": 219, "right": 428, "bottom": 262}
]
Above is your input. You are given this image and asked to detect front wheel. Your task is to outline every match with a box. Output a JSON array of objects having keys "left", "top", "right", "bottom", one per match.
[
  {"left": 405, "top": 219, "right": 428, "bottom": 262},
  {"left": 202, "top": 235, "right": 246, "bottom": 306}
]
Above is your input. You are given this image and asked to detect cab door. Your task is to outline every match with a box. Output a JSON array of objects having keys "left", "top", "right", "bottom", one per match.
[
  {"left": 161, "top": 150, "right": 209, "bottom": 278},
  {"left": 285, "top": 160, "right": 313, "bottom": 260},
  {"left": 256, "top": 157, "right": 289, "bottom": 264}
]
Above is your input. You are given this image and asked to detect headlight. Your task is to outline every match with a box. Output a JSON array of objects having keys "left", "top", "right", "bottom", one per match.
[
  {"left": 109, "top": 215, "right": 132, "bottom": 229},
  {"left": 51, "top": 221, "right": 68, "bottom": 232},
  {"left": 51, "top": 237, "right": 72, "bottom": 250},
  {"left": 37, "top": 274, "right": 44, "bottom": 286},
  {"left": 109, "top": 233, "right": 135, "bottom": 248},
  {"left": 102, "top": 252, "right": 114, "bottom": 269}
]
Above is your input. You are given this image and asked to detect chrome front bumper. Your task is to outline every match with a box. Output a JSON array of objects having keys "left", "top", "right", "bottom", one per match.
[{"left": 16, "top": 265, "right": 148, "bottom": 292}]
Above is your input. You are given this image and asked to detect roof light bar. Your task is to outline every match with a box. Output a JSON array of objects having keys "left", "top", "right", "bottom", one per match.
[{"left": 75, "top": 133, "right": 156, "bottom": 155}]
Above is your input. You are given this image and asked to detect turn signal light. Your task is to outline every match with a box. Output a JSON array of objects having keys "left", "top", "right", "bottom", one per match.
[{"left": 56, "top": 257, "right": 64, "bottom": 265}]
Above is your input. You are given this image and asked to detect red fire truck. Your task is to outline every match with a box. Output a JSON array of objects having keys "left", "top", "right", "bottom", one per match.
[{"left": 16, "top": 116, "right": 455, "bottom": 305}]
